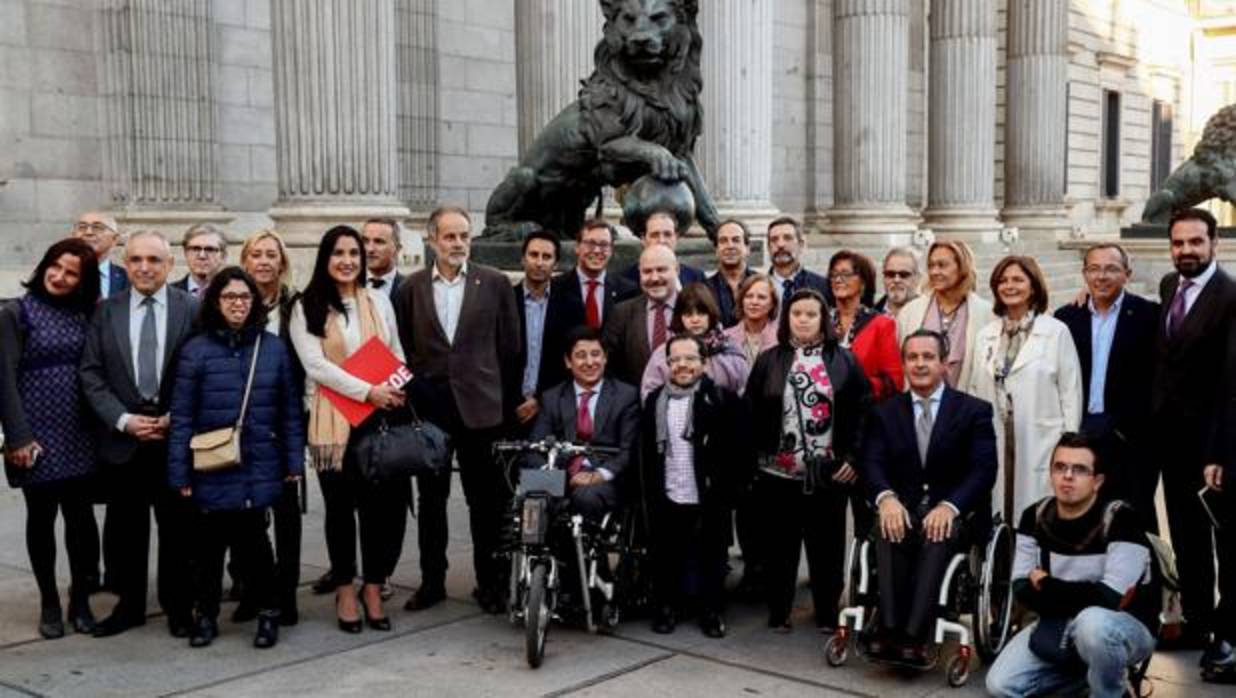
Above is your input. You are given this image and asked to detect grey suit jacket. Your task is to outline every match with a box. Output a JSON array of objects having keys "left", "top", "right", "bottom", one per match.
[
  {"left": 397, "top": 263, "right": 522, "bottom": 431},
  {"left": 79, "top": 286, "right": 198, "bottom": 465},
  {"left": 602, "top": 295, "right": 652, "bottom": 388},
  {"left": 527, "top": 377, "right": 640, "bottom": 481}
]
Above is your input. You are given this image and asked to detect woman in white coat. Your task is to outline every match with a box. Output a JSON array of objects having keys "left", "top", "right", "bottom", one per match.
[
  {"left": 896, "top": 241, "right": 994, "bottom": 395},
  {"left": 973, "top": 256, "right": 1083, "bottom": 518}
]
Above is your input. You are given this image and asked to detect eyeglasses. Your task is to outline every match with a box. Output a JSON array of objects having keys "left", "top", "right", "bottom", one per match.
[
  {"left": 829, "top": 271, "right": 857, "bottom": 283},
  {"left": 667, "top": 354, "right": 702, "bottom": 365},
  {"left": 1083, "top": 265, "right": 1125, "bottom": 278},
  {"left": 73, "top": 222, "right": 114, "bottom": 234},
  {"left": 187, "top": 245, "right": 223, "bottom": 256},
  {"left": 578, "top": 240, "right": 612, "bottom": 251},
  {"left": 883, "top": 270, "right": 915, "bottom": 280},
  {"left": 1050, "top": 461, "right": 1095, "bottom": 478},
  {"left": 220, "top": 292, "right": 253, "bottom": 304}
]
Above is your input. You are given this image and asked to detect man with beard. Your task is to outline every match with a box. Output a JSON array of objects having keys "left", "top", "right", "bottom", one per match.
[
  {"left": 512, "top": 229, "right": 568, "bottom": 433},
  {"left": 704, "top": 219, "right": 755, "bottom": 328},
  {"left": 604, "top": 245, "right": 680, "bottom": 387},
  {"left": 874, "top": 248, "right": 920, "bottom": 318},
  {"left": 766, "top": 216, "right": 832, "bottom": 315},
  {"left": 1151, "top": 208, "right": 1236, "bottom": 665}
]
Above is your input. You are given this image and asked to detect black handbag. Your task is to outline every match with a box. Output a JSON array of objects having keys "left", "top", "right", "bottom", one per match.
[{"left": 354, "top": 407, "right": 451, "bottom": 483}]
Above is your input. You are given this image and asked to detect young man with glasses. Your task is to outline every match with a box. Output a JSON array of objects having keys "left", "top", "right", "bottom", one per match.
[
  {"left": 173, "top": 224, "right": 228, "bottom": 298},
  {"left": 874, "top": 247, "right": 920, "bottom": 318},
  {"left": 987, "top": 432, "right": 1157, "bottom": 698},
  {"left": 550, "top": 218, "right": 637, "bottom": 332}
]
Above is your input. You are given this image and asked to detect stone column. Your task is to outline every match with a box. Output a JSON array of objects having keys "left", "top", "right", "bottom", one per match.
[
  {"left": 923, "top": 0, "right": 999, "bottom": 238},
  {"left": 829, "top": 0, "right": 918, "bottom": 236},
  {"left": 397, "top": 0, "right": 438, "bottom": 216},
  {"left": 101, "top": 0, "right": 232, "bottom": 234},
  {"left": 268, "top": 0, "right": 409, "bottom": 246},
  {"left": 1003, "top": 0, "right": 1070, "bottom": 238},
  {"left": 515, "top": 1, "right": 603, "bottom": 156},
  {"left": 697, "top": 0, "right": 780, "bottom": 234}
]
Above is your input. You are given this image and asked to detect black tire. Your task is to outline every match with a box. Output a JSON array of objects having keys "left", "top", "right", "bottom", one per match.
[
  {"left": 825, "top": 633, "right": 849, "bottom": 667},
  {"left": 975, "top": 522, "right": 1015, "bottom": 662},
  {"left": 946, "top": 654, "right": 970, "bottom": 687},
  {"left": 525, "top": 563, "right": 550, "bottom": 668}
]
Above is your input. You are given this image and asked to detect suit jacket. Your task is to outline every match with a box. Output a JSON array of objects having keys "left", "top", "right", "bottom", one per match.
[
  {"left": 1154, "top": 267, "right": 1236, "bottom": 463},
  {"left": 1054, "top": 293, "right": 1159, "bottom": 438},
  {"left": 514, "top": 282, "right": 570, "bottom": 398},
  {"left": 79, "top": 286, "right": 198, "bottom": 465},
  {"left": 771, "top": 266, "right": 835, "bottom": 307},
  {"left": 602, "top": 294, "right": 653, "bottom": 387},
  {"left": 397, "top": 263, "right": 522, "bottom": 431},
  {"left": 621, "top": 262, "right": 707, "bottom": 287},
  {"left": 527, "top": 377, "right": 640, "bottom": 481},
  {"left": 861, "top": 387, "right": 997, "bottom": 519},
  {"left": 705, "top": 268, "right": 755, "bottom": 328},
  {"left": 99, "top": 261, "right": 129, "bottom": 299},
  {"left": 550, "top": 270, "right": 638, "bottom": 333}
]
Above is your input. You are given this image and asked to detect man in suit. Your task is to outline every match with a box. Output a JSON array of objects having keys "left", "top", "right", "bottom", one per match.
[
  {"left": 362, "top": 217, "right": 406, "bottom": 301},
  {"left": 527, "top": 326, "right": 640, "bottom": 519},
  {"left": 513, "top": 229, "right": 568, "bottom": 434},
  {"left": 171, "top": 223, "right": 227, "bottom": 297},
  {"left": 71, "top": 211, "right": 128, "bottom": 299},
  {"left": 397, "top": 205, "right": 522, "bottom": 615},
  {"left": 79, "top": 230, "right": 199, "bottom": 638},
  {"left": 603, "top": 245, "right": 679, "bottom": 387},
  {"left": 767, "top": 216, "right": 832, "bottom": 313},
  {"left": 1152, "top": 207, "right": 1236, "bottom": 654},
  {"left": 704, "top": 219, "right": 754, "bottom": 328},
  {"left": 550, "top": 219, "right": 637, "bottom": 332},
  {"left": 619, "top": 210, "right": 707, "bottom": 287},
  {"left": 1054, "top": 243, "right": 1160, "bottom": 529},
  {"left": 860, "top": 329, "right": 997, "bottom": 666}
]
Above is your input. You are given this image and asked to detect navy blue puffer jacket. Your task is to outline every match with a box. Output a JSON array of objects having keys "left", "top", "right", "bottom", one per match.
[{"left": 168, "top": 328, "right": 306, "bottom": 512}]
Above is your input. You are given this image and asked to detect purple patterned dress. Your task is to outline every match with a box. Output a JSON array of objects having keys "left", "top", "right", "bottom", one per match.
[{"left": 7, "top": 295, "right": 96, "bottom": 488}]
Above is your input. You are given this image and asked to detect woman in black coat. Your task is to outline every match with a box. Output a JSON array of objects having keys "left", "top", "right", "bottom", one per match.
[
  {"left": 744, "top": 288, "right": 873, "bottom": 632},
  {"left": 167, "top": 267, "right": 305, "bottom": 649},
  {"left": 0, "top": 239, "right": 101, "bottom": 639}
]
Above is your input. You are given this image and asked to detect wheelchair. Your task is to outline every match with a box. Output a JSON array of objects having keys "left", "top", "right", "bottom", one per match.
[
  {"left": 824, "top": 511, "right": 1017, "bottom": 688},
  {"left": 493, "top": 438, "right": 650, "bottom": 668}
]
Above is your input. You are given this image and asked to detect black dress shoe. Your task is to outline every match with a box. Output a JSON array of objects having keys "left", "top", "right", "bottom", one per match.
[
  {"left": 188, "top": 616, "right": 218, "bottom": 648},
  {"left": 404, "top": 586, "right": 446, "bottom": 612},
  {"left": 92, "top": 612, "right": 144, "bottom": 638},
  {"left": 278, "top": 603, "right": 299, "bottom": 627},
  {"left": 700, "top": 612, "right": 727, "bottom": 639},
  {"left": 168, "top": 615, "right": 194, "bottom": 639},
  {"left": 68, "top": 602, "right": 96, "bottom": 635},
  {"left": 473, "top": 587, "right": 506, "bottom": 615},
  {"left": 652, "top": 607, "right": 676, "bottom": 634},
  {"left": 231, "top": 602, "right": 258, "bottom": 623},
  {"left": 38, "top": 607, "right": 65, "bottom": 640},
  {"left": 312, "top": 570, "right": 337, "bottom": 595},
  {"left": 253, "top": 612, "right": 279, "bottom": 649},
  {"left": 899, "top": 642, "right": 931, "bottom": 668}
]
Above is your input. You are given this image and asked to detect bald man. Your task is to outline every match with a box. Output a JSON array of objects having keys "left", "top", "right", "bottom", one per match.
[
  {"left": 603, "top": 245, "right": 680, "bottom": 386},
  {"left": 72, "top": 211, "right": 128, "bottom": 298}
]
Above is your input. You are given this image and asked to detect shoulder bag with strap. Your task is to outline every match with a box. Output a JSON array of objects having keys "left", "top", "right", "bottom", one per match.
[{"left": 190, "top": 334, "right": 262, "bottom": 472}]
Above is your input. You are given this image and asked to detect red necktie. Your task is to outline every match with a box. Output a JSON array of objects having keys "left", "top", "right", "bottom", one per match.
[
  {"left": 569, "top": 390, "right": 595, "bottom": 477},
  {"left": 651, "top": 302, "right": 667, "bottom": 349},
  {"left": 585, "top": 280, "right": 601, "bottom": 329}
]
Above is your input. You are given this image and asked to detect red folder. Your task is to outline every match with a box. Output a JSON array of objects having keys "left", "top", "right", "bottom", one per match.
[{"left": 321, "top": 337, "right": 412, "bottom": 426}]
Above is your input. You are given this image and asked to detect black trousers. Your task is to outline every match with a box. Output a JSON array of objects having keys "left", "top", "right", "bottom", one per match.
[
  {"left": 759, "top": 474, "right": 848, "bottom": 624},
  {"left": 319, "top": 445, "right": 408, "bottom": 586},
  {"left": 651, "top": 497, "right": 729, "bottom": 615},
  {"left": 193, "top": 509, "right": 275, "bottom": 620},
  {"left": 234, "top": 481, "right": 302, "bottom": 611},
  {"left": 1082, "top": 413, "right": 1158, "bottom": 533},
  {"left": 874, "top": 509, "right": 964, "bottom": 641},
  {"left": 103, "top": 444, "right": 194, "bottom": 622},
  {"left": 22, "top": 479, "right": 97, "bottom": 610},
  {"left": 1158, "top": 433, "right": 1218, "bottom": 634}
]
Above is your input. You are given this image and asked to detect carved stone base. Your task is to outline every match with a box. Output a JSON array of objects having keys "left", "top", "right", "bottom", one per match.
[
  {"left": 268, "top": 201, "right": 413, "bottom": 277},
  {"left": 825, "top": 204, "right": 921, "bottom": 235},
  {"left": 113, "top": 208, "right": 236, "bottom": 240},
  {"left": 922, "top": 207, "right": 1003, "bottom": 240},
  {"left": 1000, "top": 205, "right": 1071, "bottom": 241}
]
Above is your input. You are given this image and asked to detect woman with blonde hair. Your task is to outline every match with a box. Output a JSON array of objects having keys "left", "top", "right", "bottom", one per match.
[
  {"left": 895, "top": 240, "right": 994, "bottom": 395},
  {"left": 723, "top": 273, "right": 780, "bottom": 365}
]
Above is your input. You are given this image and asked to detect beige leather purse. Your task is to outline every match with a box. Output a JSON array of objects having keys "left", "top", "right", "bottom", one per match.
[{"left": 190, "top": 335, "right": 262, "bottom": 472}]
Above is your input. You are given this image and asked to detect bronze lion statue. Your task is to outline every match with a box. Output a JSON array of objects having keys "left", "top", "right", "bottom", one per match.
[
  {"left": 1142, "top": 103, "right": 1236, "bottom": 222},
  {"left": 482, "top": 0, "right": 721, "bottom": 241}
]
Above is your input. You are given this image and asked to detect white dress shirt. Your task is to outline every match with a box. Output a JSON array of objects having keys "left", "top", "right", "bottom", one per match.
[
  {"left": 664, "top": 394, "right": 698, "bottom": 504},
  {"left": 116, "top": 284, "right": 169, "bottom": 432},
  {"left": 99, "top": 259, "right": 113, "bottom": 297},
  {"left": 371, "top": 268, "right": 399, "bottom": 294},
  {"left": 432, "top": 263, "right": 467, "bottom": 345}
]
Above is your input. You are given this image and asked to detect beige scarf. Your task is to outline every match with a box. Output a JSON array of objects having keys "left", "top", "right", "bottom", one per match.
[{"left": 308, "top": 290, "right": 386, "bottom": 471}]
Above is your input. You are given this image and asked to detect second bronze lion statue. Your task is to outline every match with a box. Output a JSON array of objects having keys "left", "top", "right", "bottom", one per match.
[{"left": 482, "top": 0, "right": 721, "bottom": 242}]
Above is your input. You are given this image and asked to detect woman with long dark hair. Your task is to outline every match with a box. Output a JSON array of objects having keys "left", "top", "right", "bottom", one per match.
[
  {"left": 640, "top": 282, "right": 749, "bottom": 400},
  {"left": 0, "top": 238, "right": 101, "bottom": 639},
  {"left": 167, "top": 267, "right": 304, "bottom": 649},
  {"left": 744, "top": 288, "right": 873, "bottom": 632},
  {"left": 288, "top": 226, "right": 407, "bottom": 633}
]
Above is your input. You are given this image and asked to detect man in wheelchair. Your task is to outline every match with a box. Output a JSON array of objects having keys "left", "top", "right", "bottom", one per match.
[
  {"left": 860, "top": 329, "right": 997, "bottom": 667},
  {"left": 525, "top": 326, "right": 641, "bottom": 520},
  {"left": 986, "top": 432, "right": 1157, "bottom": 698}
]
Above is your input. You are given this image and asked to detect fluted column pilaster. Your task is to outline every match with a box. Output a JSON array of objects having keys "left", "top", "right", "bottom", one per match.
[{"left": 515, "top": 1, "right": 603, "bottom": 156}]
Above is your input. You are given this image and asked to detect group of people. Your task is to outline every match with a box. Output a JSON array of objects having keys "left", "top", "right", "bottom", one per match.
[{"left": 0, "top": 203, "right": 1232, "bottom": 693}]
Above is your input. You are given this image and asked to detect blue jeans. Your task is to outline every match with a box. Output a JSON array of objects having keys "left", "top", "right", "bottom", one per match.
[{"left": 986, "top": 607, "right": 1155, "bottom": 698}]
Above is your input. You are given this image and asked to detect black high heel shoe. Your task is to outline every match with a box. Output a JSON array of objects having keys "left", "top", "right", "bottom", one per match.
[
  {"left": 359, "top": 592, "right": 391, "bottom": 631},
  {"left": 336, "top": 591, "right": 362, "bottom": 634}
]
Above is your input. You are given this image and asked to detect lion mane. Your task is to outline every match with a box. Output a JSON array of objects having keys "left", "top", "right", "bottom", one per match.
[{"left": 1195, "top": 103, "right": 1236, "bottom": 164}]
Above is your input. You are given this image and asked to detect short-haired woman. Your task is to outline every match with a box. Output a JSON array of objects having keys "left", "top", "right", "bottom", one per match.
[
  {"left": 829, "top": 250, "right": 903, "bottom": 400},
  {"left": 0, "top": 238, "right": 101, "bottom": 638},
  {"left": 723, "top": 273, "right": 779, "bottom": 365}
]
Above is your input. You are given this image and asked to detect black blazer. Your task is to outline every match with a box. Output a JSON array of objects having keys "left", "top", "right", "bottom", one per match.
[
  {"left": 550, "top": 270, "right": 638, "bottom": 333},
  {"left": 78, "top": 286, "right": 198, "bottom": 465},
  {"left": 771, "top": 266, "right": 835, "bottom": 307},
  {"left": 527, "top": 377, "right": 640, "bottom": 481},
  {"left": 861, "top": 387, "right": 997, "bottom": 518},
  {"left": 1054, "top": 293, "right": 1159, "bottom": 438},
  {"left": 1153, "top": 268, "right": 1236, "bottom": 462},
  {"left": 514, "top": 282, "right": 571, "bottom": 398},
  {"left": 620, "top": 262, "right": 707, "bottom": 287},
  {"left": 705, "top": 268, "right": 755, "bottom": 328}
]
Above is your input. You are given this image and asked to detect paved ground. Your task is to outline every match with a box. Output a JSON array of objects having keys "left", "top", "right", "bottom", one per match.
[{"left": 0, "top": 477, "right": 1225, "bottom": 698}]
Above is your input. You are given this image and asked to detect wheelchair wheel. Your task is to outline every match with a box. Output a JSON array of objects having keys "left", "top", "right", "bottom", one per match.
[
  {"left": 974, "top": 521, "right": 1015, "bottom": 662},
  {"left": 946, "top": 652, "right": 971, "bottom": 687},
  {"left": 525, "top": 562, "right": 551, "bottom": 669},
  {"left": 825, "top": 630, "right": 850, "bottom": 667}
]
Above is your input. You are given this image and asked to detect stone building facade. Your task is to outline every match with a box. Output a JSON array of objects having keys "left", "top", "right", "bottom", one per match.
[{"left": 0, "top": 0, "right": 1233, "bottom": 291}]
